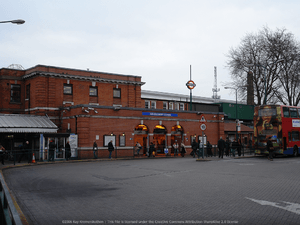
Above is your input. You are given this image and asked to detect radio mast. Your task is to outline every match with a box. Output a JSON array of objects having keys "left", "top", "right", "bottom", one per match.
[{"left": 212, "top": 66, "right": 220, "bottom": 102}]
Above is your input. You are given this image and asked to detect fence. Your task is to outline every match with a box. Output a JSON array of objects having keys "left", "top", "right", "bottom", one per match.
[{"left": 0, "top": 173, "right": 22, "bottom": 225}]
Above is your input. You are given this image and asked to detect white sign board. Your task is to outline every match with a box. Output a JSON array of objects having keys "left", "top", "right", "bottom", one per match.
[{"left": 292, "top": 119, "right": 300, "bottom": 127}]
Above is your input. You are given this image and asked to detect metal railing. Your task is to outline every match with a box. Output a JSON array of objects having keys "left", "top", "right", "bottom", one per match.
[{"left": 0, "top": 173, "right": 22, "bottom": 225}]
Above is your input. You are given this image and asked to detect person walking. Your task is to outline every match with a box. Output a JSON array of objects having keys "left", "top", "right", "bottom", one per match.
[
  {"left": 108, "top": 140, "right": 114, "bottom": 159},
  {"left": 148, "top": 142, "right": 155, "bottom": 158},
  {"left": 0, "top": 143, "right": 5, "bottom": 165},
  {"left": 191, "top": 139, "right": 198, "bottom": 158},
  {"left": 218, "top": 136, "right": 225, "bottom": 159},
  {"left": 93, "top": 141, "right": 98, "bottom": 159},
  {"left": 206, "top": 141, "right": 213, "bottom": 157},
  {"left": 135, "top": 142, "right": 142, "bottom": 155},
  {"left": 180, "top": 143, "right": 186, "bottom": 157},
  {"left": 173, "top": 140, "right": 179, "bottom": 157},
  {"left": 225, "top": 138, "right": 231, "bottom": 157},
  {"left": 267, "top": 137, "right": 274, "bottom": 161},
  {"left": 65, "top": 141, "right": 71, "bottom": 161},
  {"left": 231, "top": 139, "right": 238, "bottom": 157},
  {"left": 49, "top": 139, "right": 56, "bottom": 161}
]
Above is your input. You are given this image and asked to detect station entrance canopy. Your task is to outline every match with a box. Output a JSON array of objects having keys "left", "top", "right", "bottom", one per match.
[{"left": 0, "top": 114, "right": 58, "bottom": 133}]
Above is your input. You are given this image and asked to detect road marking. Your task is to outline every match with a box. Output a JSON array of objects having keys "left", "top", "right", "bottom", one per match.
[{"left": 246, "top": 197, "right": 300, "bottom": 215}]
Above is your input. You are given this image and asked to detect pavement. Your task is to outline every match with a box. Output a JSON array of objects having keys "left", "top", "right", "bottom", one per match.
[
  {"left": 3, "top": 152, "right": 291, "bottom": 225},
  {"left": 0, "top": 152, "right": 258, "bottom": 170}
]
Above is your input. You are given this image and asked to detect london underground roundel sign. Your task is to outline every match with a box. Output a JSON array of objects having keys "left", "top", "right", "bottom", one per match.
[{"left": 186, "top": 80, "right": 196, "bottom": 89}]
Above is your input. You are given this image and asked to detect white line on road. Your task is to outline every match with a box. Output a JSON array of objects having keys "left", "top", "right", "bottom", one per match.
[{"left": 246, "top": 197, "right": 300, "bottom": 215}]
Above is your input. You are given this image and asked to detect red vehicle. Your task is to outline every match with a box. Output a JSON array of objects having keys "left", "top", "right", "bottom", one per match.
[{"left": 254, "top": 105, "right": 300, "bottom": 156}]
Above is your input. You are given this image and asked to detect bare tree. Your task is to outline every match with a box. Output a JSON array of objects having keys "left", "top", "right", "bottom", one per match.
[{"left": 226, "top": 26, "right": 300, "bottom": 106}]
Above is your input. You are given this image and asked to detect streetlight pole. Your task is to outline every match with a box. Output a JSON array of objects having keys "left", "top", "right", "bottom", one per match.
[
  {"left": 245, "top": 59, "right": 284, "bottom": 105},
  {"left": 0, "top": 19, "right": 25, "bottom": 25}
]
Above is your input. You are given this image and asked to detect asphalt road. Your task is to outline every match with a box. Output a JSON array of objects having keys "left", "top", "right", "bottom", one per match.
[{"left": 3, "top": 156, "right": 300, "bottom": 225}]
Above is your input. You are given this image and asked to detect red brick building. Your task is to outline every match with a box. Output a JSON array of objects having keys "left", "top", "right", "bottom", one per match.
[{"left": 0, "top": 65, "right": 226, "bottom": 160}]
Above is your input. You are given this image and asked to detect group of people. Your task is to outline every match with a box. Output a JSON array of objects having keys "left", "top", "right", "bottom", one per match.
[{"left": 217, "top": 137, "right": 243, "bottom": 158}]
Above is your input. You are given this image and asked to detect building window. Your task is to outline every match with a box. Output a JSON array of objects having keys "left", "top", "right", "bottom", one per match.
[
  {"left": 145, "top": 101, "right": 150, "bottom": 109},
  {"left": 180, "top": 103, "right": 184, "bottom": 111},
  {"left": 89, "top": 86, "right": 98, "bottom": 96},
  {"left": 64, "top": 84, "right": 73, "bottom": 95},
  {"left": 26, "top": 84, "right": 30, "bottom": 100},
  {"left": 169, "top": 102, "right": 173, "bottom": 110},
  {"left": 163, "top": 102, "right": 168, "bottom": 110},
  {"left": 113, "top": 88, "right": 121, "bottom": 98},
  {"left": 175, "top": 103, "right": 179, "bottom": 110},
  {"left": 10, "top": 84, "right": 21, "bottom": 103},
  {"left": 151, "top": 101, "right": 156, "bottom": 109}
]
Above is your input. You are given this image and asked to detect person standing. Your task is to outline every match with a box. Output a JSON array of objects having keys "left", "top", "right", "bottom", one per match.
[
  {"left": 180, "top": 143, "right": 186, "bottom": 157},
  {"left": 225, "top": 138, "right": 231, "bottom": 157},
  {"left": 49, "top": 139, "right": 56, "bottom": 162},
  {"left": 267, "top": 137, "right": 274, "bottom": 161},
  {"left": 148, "top": 142, "right": 155, "bottom": 158},
  {"left": 93, "top": 141, "right": 98, "bottom": 159},
  {"left": 108, "top": 140, "right": 114, "bottom": 159},
  {"left": 218, "top": 136, "right": 225, "bottom": 159},
  {"left": 191, "top": 139, "right": 198, "bottom": 158},
  {"left": 173, "top": 140, "right": 179, "bottom": 157},
  {"left": 18, "top": 141, "right": 26, "bottom": 163},
  {"left": 65, "top": 141, "right": 71, "bottom": 161},
  {"left": 237, "top": 139, "right": 242, "bottom": 157},
  {"left": 0, "top": 143, "right": 5, "bottom": 165},
  {"left": 206, "top": 141, "right": 213, "bottom": 157}
]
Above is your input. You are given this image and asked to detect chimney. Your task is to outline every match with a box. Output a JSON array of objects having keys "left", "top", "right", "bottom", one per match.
[{"left": 247, "top": 71, "right": 254, "bottom": 105}]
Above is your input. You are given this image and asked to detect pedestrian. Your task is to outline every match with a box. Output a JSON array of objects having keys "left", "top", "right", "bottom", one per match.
[
  {"left": 218, "top": 136, "right": 225, "bottom": 159},
  {"left": 135, "top": 142, "right": 142, "bottom": 155},
  {"left": 49, "top": 139, "right": 56, "bottom": 161},
  {"left": 198, "top": 140, "right": 204, "bottom": 158},
  {"left": 0, "top": 143, "right": 5, "bottom": 165},
  {"left": 180, "top": 143, "right": 186, "bottom": 157},
  {"left": 93, "top": 141, "right": 98, "bottom": 159},
  {"left": 267, "top": 137, "right": 274, "bottom": 161},
  {"left": 108, "top": 140, "right": 114, "bottom": 159},
  {"left": 65, "top": 141, "right": 71, "bottom": 161},
  {"left": 173, "top": 140, "right": 179, "bottom": 156},
  {"left": 225, "top": 138, "right": 231, "bottom": 157},
  {"left": 191, "top": 139, "right": 198, "bottom": 158},
  {"left": 231, "top": 139, "right": 238, "bottom": 157},
  {"left": 237, "top": 139, "right": 242, "bottom": 156},
  {"left": 206, "top": 141, "right": 213, "bottom": 157},
  {"left": 148, "top": 142, "right": 155, "bottom": 158},
  {"left": 18, "top": 141, "right": 26, "bottom": 163}
]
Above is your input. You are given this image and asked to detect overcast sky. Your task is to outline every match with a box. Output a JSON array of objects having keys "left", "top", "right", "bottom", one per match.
[{"left": 1, "top": 0, "right": 300, "bottom": 101}]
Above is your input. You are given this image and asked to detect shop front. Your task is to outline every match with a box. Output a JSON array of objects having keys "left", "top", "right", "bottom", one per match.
[{"left": 0, "top": 114, "right": 58, "bottom": 162}]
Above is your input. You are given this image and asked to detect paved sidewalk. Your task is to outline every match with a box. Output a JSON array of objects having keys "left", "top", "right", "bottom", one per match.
[{"left": 0, "top": 152, "right": 258, "bottom": 170}]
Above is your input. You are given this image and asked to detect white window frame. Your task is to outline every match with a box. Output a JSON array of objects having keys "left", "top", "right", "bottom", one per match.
[
  {"left": 145, "top": 101, "right": 150, "bottom": 109},
  {"left": 163, "top": 102, "right": 168, "bottom": 110},
  {"left": 169, "top": 102, "right": 173, "bottom": 110},
  {"left": 180, "top": 103, "right": 185, "bottom": 111},
  {"left": 151, "top": 101, "right": 156, "bottom": 109},
  {"left": 175, "top": 103, "right": 180, "bottom": 110}
]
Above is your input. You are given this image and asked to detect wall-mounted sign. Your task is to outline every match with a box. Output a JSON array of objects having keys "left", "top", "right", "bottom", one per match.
[{"left": 142, "top": 112, "right": 178, "bottom": 117}]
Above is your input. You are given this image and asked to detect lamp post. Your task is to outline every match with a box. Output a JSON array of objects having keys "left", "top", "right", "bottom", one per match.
[
  {"left": 245, "top": 59, "right": 284, "bottom": 105},
  {"left": 224, "top": 87, "right": 239, "bottom": 141},
  {"left": 0, "top": 19, "right": 25, "bottom": 25}
]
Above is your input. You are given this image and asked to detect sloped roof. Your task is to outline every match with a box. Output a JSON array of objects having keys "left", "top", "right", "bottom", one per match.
[
  {"left": 224, "top": 122, "right": 253, "bottom": 132},
  {"left": 0, "top": 114, "right": 58, "bottom": 133}
]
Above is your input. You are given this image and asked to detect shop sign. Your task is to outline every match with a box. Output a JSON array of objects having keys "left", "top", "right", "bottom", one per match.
[{"left": 142, "top": 112, "right": 178, "bottom": 117}]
